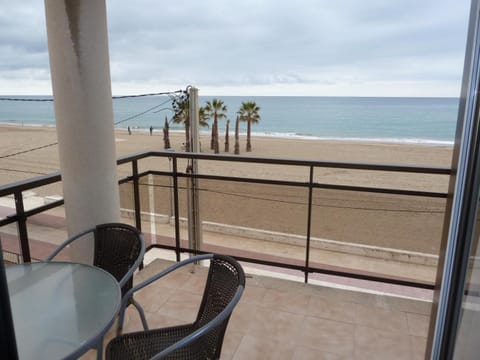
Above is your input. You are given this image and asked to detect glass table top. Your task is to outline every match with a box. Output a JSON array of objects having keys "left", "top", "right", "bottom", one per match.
[{"left": 6, "top": 261, "right": 121, "bottom": 360}]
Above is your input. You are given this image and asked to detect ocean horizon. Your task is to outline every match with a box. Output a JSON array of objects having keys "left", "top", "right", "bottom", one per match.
[{"left": 0, "top": 95, "right": 458, "bottom": 146}]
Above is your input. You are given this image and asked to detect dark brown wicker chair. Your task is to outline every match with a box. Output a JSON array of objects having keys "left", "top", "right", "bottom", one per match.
[
  {"left": 46, "top": 223, "right": 146, "bottom": 331},
  {"left": 105, "top": 254, "right": 245, "bottom": 360}
]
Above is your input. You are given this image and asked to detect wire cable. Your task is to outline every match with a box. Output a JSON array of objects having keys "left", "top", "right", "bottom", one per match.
[
  {"left": 0, "top": 90, "right": 185, "bottom": 159},
  {"left": 0, "top": 90, "right": 186, "bottom": 102},
  {"left": 136, "top": 181, "right": 445, "bottom": 214}
]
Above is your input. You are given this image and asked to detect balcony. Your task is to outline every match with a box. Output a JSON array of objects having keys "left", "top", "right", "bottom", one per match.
[
  {"left": 0, "top": 150, "right": 448, "bottom": 358},
  {"left": 74, "top": 255, "right": 430, "bottom": 359}
]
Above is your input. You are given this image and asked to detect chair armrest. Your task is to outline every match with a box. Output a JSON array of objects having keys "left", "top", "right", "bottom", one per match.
[
  {"left": 118, "top": 254, "right": 214, "bottom": 325},
  {"left": 150, "top": 286, "right": 244, "bottom": 360},
  {"left": 118, "top": 233, "right": 146, "bottom": 288},
  {"left": 45, "top": 227, "right": 96, "bottom": 261}
]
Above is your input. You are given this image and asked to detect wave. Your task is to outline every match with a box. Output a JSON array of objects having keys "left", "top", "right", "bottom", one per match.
[
  {"left": 246, "top": 131, "right": 454, "bottom": 146},
  {"left": 1, "top": 122, "right": 454, "bottom": 146}
]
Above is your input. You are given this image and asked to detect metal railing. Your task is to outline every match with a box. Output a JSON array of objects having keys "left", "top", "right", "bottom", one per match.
[{"left": 0, "top": 150, "right": 451, "bottom": 289}]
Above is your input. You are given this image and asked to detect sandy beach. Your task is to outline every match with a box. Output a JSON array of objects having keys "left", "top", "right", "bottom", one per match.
[{"left": 0, "top": 125, "right": 453, "bottom": 256}]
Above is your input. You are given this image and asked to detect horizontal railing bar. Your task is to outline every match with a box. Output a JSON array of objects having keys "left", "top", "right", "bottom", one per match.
[
  {"left": 135, "top": 170, "right": 448, "bottom": 199},
  {"left": 117, "top": 150, "right": 452, "bottom": 174},
  {"left": 0, "top": 199, "right": 64, "bottom": 227},
  {"left": 0, "top": 216, "right": 17, "bottom": 227},
  {"left": 314, "top": 183, "right": 448, "bottom": 198},
  {"left": 0, "top": 150, "right": 451, "bottom": 197},
  {"left": 146, "top": 244, "right": 435, "bottom": 289},
  {"left": 0, "top": 172, "right": 61, "bottom": 197}
]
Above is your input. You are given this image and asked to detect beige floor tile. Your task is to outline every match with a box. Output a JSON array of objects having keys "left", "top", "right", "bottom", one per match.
[
  {"left": 178, "top": 266, "right": 208, "bottom": 294},
  {"left": 262, "top": 287, "right": 311, "bottom": 315},
  {"left": 228, "top": 301, "right": 259, "bottom": 334},
  {"left": 406, "top": 312, "right": 430, "bottom": 337},
  {"left": 355, "top": 325, "right": 412, "bottom": 360},
  {"left": 410, "top": 335, "right": 427, "bottom": 360},
  {"left": 156, "top": 288, "right": 202, "bottom": 323},
  {"left": 241, "top": 284, "right": 267, "bottom": 304},
  {"left": 296, "top": 316, "right": 355, "bottom": 356},
  {"left": 292, "top": 346, "right": 351, "bottom": 360},
  {"left": 133, "top": 283, "right": 175, "bottom": 314},
  {"left": 307, "top": 295, "right": 356, "bottom": 323},
  {"left": 355, "top": 303, "right": 408, "bottom": 333},
  {"left": 386, "top": 296, "right": 432, "bottom": 315},
  {"left": 232, "top": 334, "right": 296, "bottom": 360},
  {"left": 248, "top": 307, "right": 305, "bottom": 344},
  {"left": 152, "top": 269, "right": 194, "bottom": 289},
  {"left": 221, "top": 330, "right": 245, "bottom": 360}
]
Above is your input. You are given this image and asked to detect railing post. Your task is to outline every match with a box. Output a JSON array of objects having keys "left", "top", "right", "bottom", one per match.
[
  {"left": 0, "top": 241, "right": 18, "bottom": 359},
  {"left": 172, "top": 157, "right": 181, "bottom": 261},
  {"left": 304, "top": 166, "right": 314, "bottom": 283},
  {"left": 132, "top": 160, "right": 142, "bottom": 232},
  {"left": 14, "top": 192, "right": 31, "bottom": 263}
]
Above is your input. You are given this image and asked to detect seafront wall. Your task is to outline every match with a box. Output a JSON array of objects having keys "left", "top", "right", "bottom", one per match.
[{"left": 120, "top": 208, "right": 438, "bottom": 267}]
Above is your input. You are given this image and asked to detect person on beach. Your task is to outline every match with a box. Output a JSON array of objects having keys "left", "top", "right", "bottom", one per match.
[
  {"left": 128, "top": 126, "right": 131, "bottom": 135},
  {"left": 150, "top": 126, "right": 153, "bottom": 135}
]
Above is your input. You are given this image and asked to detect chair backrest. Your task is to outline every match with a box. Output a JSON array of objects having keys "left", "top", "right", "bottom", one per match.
[
  {"left": 93, "top": 223, "right": 144, "bottom": 297},
  {"left": 181, "top": 254, "right": 246, "bottom": 359}
]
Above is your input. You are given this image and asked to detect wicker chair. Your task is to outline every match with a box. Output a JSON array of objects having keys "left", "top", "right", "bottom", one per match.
[
  {"left": 46, "top": 223, "right": 146, "bottom": 332},
  {"left": 105, "top": 254, "right": 245, "bottom": 360}
]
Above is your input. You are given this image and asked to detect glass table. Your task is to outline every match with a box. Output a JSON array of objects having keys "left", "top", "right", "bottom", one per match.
[{"left": 6, "top": 261, "right": 121, "bottom": 360}]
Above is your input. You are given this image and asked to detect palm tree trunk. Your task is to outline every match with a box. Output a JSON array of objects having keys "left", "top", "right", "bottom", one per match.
[
  {"left": 224, "top": 119, "right": 230, "bottom": 152},
  {"left": 234, "top": 116, "right": 240, "bottom": 155},
  {"left": 210, "top": 122, "right": 215, "bottom": 149},
  {"left": 163, "top": 116, "right": 170, "bottom": 149},
  {"left": 214, "top": 117, "right": 219, "bottom": 154},
  {"left": 246, "top": 120, "right": 252, "bottom": 152},
  {"left": 185, "top": 119, "right": 190, "bottom": 152}
]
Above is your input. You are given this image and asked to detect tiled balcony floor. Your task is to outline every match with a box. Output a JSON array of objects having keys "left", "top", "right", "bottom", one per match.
[{"left": 83, "top": 257, "right": 431, "bottom": 360}]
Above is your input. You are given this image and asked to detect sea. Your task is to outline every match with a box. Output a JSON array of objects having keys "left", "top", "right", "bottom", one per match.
[{"left": 0, "top": 95, "right": 458, "bottom": 145}]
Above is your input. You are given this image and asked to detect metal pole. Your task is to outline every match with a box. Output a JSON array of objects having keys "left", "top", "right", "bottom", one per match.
[
  {"left": 148, "top": 174, "right": 156, "bottom": 244},
  {"left": 304, "top": 166, "right": 314, "bottom": 283},
  {"left": 14, "top": 192, "right": 30, "bottom": 263},
  {"left": 132, "top": 160, "right": 142, "bottom": 232},
  {"left": 0, "top": 241, "right": 18, "bottom": 359},
  {"left": 187, "top": 87, "right": 202, "bottom": 256},
  {"left": 172, "top": 158, "right": 181, "bottom": 262}
]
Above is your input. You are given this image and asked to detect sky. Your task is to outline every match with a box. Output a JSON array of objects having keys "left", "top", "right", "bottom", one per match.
[{"left": 0, "top": 0, "right": 472, "bottom": 97}]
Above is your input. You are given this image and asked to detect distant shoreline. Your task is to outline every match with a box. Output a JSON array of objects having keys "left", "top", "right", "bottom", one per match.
[{"left": 0, "top": 122, "right": 455, "bottom": 147}]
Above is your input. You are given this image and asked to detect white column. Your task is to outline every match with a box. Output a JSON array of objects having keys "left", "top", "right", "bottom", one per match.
[{"left": 44, "top": 0, "right": 120, "bottom": 262}]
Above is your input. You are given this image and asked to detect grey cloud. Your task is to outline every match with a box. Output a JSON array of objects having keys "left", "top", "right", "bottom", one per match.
[{"left": 0, "top": 0, "right": 472, "bottom": 94}]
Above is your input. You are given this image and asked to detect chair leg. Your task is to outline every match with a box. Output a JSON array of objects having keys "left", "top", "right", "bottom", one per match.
[
  {"left": 131, "top": 298, "right": 149, "bottom": 331},
  {"left": 96, "top": 339, "right": 103, "bottom": 360},
  {"left": 116, "top": 306, "right": 127, "bottom": 336},
  {"left": 116, "top": 299, "right": 149, "bottom": 336}
]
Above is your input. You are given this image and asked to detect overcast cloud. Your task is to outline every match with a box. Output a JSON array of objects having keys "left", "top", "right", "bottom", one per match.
[{"left": 0, "top": 0, "right": 471, "bottom": 96}]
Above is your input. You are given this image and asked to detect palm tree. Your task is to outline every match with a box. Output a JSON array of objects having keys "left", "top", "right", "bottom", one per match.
[
  {"left": 172, "top": 100, "right": 210, "bottom": 152},
  {"left": 205, "top": 99, "right": 227, "bottom": 154},
  {"left": 238, "top": 101, "right": 260, "bottom": 152},
  {"left": 171, "top": 99, "right": 190, "bottom": 151},
  {"left": 198, "top": 106, "right": 209, "bottom": 128}
]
